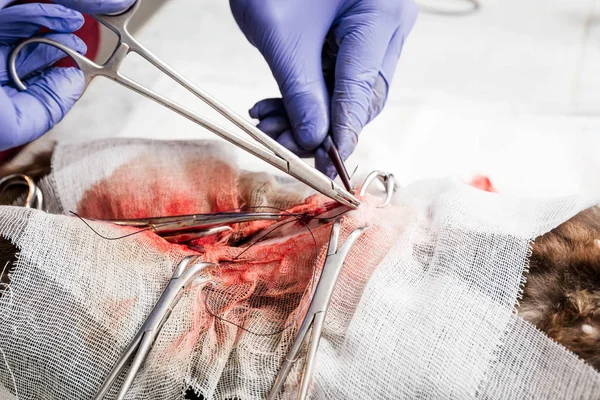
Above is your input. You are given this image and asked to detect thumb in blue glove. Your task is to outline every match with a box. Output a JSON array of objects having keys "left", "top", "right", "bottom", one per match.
[
  {"left": 0, "top": 0, "right": 136, "bottom": 152},
  {"left": 230, "top": 0, "right": 417, "bottom": 178},
  {"left": 0, "top": 3, "right": 90, "bottom": 151}
]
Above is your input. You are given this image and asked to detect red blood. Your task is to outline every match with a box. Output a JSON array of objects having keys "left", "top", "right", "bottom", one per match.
[
  {"left": 199, "top": 220, "right": 334, "bottom": 326},
  {"left": 77, "top": 155, "right": 240, "bottom": 219},
  {"left": 76, "top": 154, "right": 406, "bottom": 343},
  {"left": 469, "top": 175, "right": 497, "bottom": 192}
]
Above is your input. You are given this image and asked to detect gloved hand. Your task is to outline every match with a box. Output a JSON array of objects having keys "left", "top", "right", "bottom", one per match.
[
  {"left": 52, "top": 0, "right": 135, "bottom": 15},
  {"left": 0, "top": 0, "right": 135, "bottom": 151},
  {"left": 230, "top": 0, "right": 417, "bottom": 178}
]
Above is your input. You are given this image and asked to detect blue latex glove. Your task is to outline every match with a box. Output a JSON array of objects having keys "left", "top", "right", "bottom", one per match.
[
  {"left": 0, "top": 0, "right": 135, "bottom": 151},
  {"left": 52, "top": 0, "right": 135, "bottom": 15},
  {"left": 230, "top": 0, "right": 417, "bottom": 178}
]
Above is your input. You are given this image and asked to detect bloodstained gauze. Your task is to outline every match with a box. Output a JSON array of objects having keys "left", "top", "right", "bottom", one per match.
[{"left": 75, "top": 152, "right": 407, "bottom": 347}]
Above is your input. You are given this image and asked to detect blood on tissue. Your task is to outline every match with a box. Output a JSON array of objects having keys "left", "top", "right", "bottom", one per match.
[
  {"left": 469, "top": 175, "right": 497, "bottom": 193},
  {"left": 202, "top": 222, "right": 332, "bottom": 294},
  {"left": 143, "top": 229, "right": 194, "bottom": 254},
  {"left": 77, "top": 155, "right": 240, "bottom": 220},
  {"left": 74, "top": 155, "right": 360, "bottom": 334},
  {"left": 74, "top": 151, "right": 334, "bottom": 294},
  {"left": 283, "top": 196, "right": 345, "bottom": 226},
  {"left": 187, "top": 234, "right": 217, "bottom": 245},
  {"left": 213, "top": 196, "right": 341, "bottom": 244},
  {"left": 179, "top": 197, "right": 400, "bottom": 347}
]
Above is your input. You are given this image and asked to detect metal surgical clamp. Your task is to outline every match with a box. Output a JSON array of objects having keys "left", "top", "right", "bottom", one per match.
[
  {"left": 7, "top": 0, "right": 360, "bottom": 209},
  {"left": 94, "top": 255, "right": 214, "bottom": 400},
  {"left": 359, "top": 170, "right": 397, "bottom": 208},
  {"left": 106, "top": 211, "right": 284, "bottom": 244},
  {"left": 0, "top": 174, "right": 44, "bottom": 210},
  {"left": 267, "top": 219, "right": 368, "bottom": 400},
  {"left": 0, "top": 171, "right": 288, "bottom": 245}
]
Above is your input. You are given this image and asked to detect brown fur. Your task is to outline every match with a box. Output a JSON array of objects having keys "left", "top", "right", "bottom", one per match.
[{"left": 519, "top": 207, "right": 600, "bottom": 371}]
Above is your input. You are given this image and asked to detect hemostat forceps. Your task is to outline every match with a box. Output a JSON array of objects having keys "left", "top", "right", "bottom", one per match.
[
  {"left": 0, "top": 174, "right": 43, "bottom": 210},
  {"left": 268, "top": 219, "right": 368, "bottom": 400},
  {"left": 7, "top": 0, "right": 360, "bottom": 209},
  {"left": 94, "top": 255, "right": 214, "bottom": 400},
  {"left": 106, "top": 211, "right": 284, "bottom": 244}
]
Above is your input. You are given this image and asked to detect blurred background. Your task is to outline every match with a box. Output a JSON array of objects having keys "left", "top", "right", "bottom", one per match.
[{"left": 46, "top": 0, "right": 600, "bottom": 197}]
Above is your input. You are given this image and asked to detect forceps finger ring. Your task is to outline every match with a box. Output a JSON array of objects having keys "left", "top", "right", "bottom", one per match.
[
  {"left": 0, "top": 174, "right": 44, "bottom": 210},
  {"left": 94, "top": 255, "right": 215, "bottom": 400},
  {"left": 359, "top": 171, "right": 398, "bottom": 208},
  {"left": 268, "top": 219, "right": 369, "bottom": 400},
  {"left": 7, "top": 0, "right": 360, "bottom": 210}
]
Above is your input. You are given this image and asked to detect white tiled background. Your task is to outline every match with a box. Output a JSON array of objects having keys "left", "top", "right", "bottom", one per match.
[{"left": 48, "top": 0, "right": 600, "bottom": 197}]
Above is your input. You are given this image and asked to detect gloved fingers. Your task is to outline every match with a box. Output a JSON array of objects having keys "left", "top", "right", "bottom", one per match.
[
  {"left": 254, "top": 112, "right": 336, "bottom": 174},
  {"left": 330, "top": 0, "right": 418, "bottom": 159},
  {"left": 357, "top": 28, "right": 409, "bottom": 127},
  {"left": 252, "top": 104, "right": 316, "bottom": 158},
  {"left": 330, "top": 20, "right": 397, "bottom": 162},
  {"left": 258, "top": 66, "right": 330, "bottom": 151},
  {"left": 314, "top": 146, "right": 337, "bottom": 179},
  {"left": 249, "top": 98, "right": 286, "bottom": 120},
  {"left": 260, "top": 32, "right": 330, "bottom": 151},
  {"left": 231, "top": 0, "right": 336, "bottom": 151},
  {"left": 350, "top": 27, "right": 408, "bottom": 131},
  {"left": 256, "top": 115, "right": 291, "bottom": 139},
  {"left": 380, "top": 24, "right": 413, "bottom": 89},
  {"left": 0, "top": 4, "right": 83, "bottom": 44},
  {"left": 0, "top": 33, "right": 87, "bottom": 85},
  {"left": 281, "top": 73, "right": 330, "bottom": 151},
  {"left": 275, "top": 130, "right": 313, "bottom": 158},
  {"left": 229, "top": 0, "right": 251, "bottom": 34},
  {"left": 0, "top": 67, "right": 84, "bottom": 150},
  {"left": 52, "top": 0, "right": 136, "bottom": 15}
]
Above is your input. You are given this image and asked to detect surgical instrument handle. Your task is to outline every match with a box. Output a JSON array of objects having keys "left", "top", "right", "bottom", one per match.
[
  {"left": 8, "top": 37, "right": 286, "bottom": 174},
  {"left": 93, "top": 256, "right": 214, "bottom": 399},
  {"left": 8, "top": 1, "right": 359, "bottom": 209},
  {"left": 267, "top": 220, "right": 368, "bottom": 400}
]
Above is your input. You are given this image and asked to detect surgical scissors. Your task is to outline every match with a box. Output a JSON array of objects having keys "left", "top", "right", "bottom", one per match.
[
  {"left": 7, "top": 0, "right": 360, "bottom": 209},
  {"left": 268, "top": 219, "right": 368, "bottom": 400},
  {"left": 94, "top": 255, "right": 214, "bottom": 400}
]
